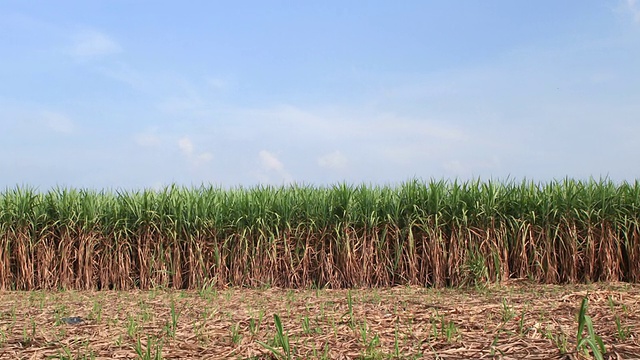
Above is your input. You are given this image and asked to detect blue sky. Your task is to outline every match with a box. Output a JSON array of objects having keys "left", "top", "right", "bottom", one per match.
[{"left": 1, "top": 1, "right": 640, "bottom": 189}]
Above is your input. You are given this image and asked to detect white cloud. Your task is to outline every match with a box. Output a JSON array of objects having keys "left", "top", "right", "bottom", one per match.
[
  {"left": 207, "top": 77, "right": 228, "bottom": 90},
  {"left": 627, "top": 0, "right": 640, "bottom": 22},
  {"left": 250, "top": 105, "right": 471, "bottom": 171},
  {"left": 98, "top": 62, "right": 146, "bottom": 89},
  {"left": 442, "top": 157, "right": 502, "bottom": 177},
  {"left": 442, "top": 160, "right": 466, "bottom": 176},
  {"left": 177, "top": 136, "right": 213, "bottom": 166},
  {"left": 159, "top": 96, "right": 204, "bottom": 114},
  {"left": 238, "top": 105, "right": 468, "bottom": 145},
  {"left": 178, "top": 137, "right": 194, "bottom": 156},
  {"left": 257, "top": 150, "right": 292, "bottom": 183},
  {"left": 135, "top": 132, "right": 161, "bottom": 147},
  {"left": 71, "top": 30, "right": 121, "bottom": 59},
  {"left": 317, "top": 151, "right": 348, "bottom": 170},
  {"left": 197, "top": 152, "right": 213, "bottom": 163},
  {"left": 259, "top": 150, "right": 284, "bottom": 171},
  {"left": 41, "top": 111, "right": 74, "bottom": 134},
  {"left": 204, "top": 104, "right": 475, "bottom": 182}
]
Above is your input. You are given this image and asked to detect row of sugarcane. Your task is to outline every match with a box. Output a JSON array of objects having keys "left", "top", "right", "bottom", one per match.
[{"left": 0, "top": 178, "right": 638, "bottom": 290}]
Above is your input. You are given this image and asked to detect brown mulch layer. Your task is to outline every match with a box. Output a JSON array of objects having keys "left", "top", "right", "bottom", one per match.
[{"left": 0, "top": 281, "right": 638, "bottom": 359}]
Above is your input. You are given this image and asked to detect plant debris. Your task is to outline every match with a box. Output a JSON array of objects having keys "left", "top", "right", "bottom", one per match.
[{"left": 0, "top": 281, "right": 638, "bottom": 359}]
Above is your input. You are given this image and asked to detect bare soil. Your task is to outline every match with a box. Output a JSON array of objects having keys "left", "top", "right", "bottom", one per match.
[{"left": 0, "top": 281, "right": 639, "bottom": 359}]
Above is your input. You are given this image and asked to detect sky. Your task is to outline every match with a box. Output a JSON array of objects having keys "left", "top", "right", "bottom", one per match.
[{"left": 1, "top": 1, "right": 640, "bottom": 189}]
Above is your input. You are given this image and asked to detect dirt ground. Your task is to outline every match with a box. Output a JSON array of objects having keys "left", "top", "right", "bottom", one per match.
[{"left": 0, "top": 281, "right": 639, "bottom": 359}]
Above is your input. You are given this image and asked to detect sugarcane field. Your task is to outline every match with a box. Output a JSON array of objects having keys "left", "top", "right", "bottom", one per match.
[
  {"left": 1, "top": 180, "right": 639, "bottom": 359},
  {"left": 5, "top": 0, "right": 640, "bottom": 359}
]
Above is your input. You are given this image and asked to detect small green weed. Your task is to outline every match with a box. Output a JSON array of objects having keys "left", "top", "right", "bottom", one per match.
[
  {"left": 257, "top": 314, "right": 292, "bottom": 360},
  {"left": 576, "top": 296, "right": 606, "bottom": 360},
  {"left": 133, "top": 335, "right": 163, "bottom": 360}
]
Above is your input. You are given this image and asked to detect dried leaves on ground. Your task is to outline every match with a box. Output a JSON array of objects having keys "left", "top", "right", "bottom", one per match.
[{"left": 0, "top": 281, "right": 639, "bottom": 359}]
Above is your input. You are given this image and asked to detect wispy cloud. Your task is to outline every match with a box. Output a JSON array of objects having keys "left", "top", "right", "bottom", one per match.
[
  {"left": 120, "top": 22, "right": 639, "bottom": 185},
  {"left": 135, "top": 131, "right": 161, "bottom": 147},
  {"left": 71, "top": 29, "right": 121, "bottom": 59},
  {"left": 196, "top": 152, "right": 213, "bottom": 163},
  {"left": 98, "top": 62, "right": 146, "bottom": 89},
  {"left": 177, "top": 136, "right": 213, "bottom": 166},
  {"left": 259, "top": 150, "right": 284, "bottom": 171},
  {"left": 176, "top": 103, "right": 479, "bottom": 183},
  {"left": 258, "top": 150, "right": 292, "bottom": 183},
  {"left": 442, "top": 157, "right": 501, "bottom": 177},
  {"left": 41, "top": 111, "right": 74, "bottom": 134},
  {"left": 238, "top": 104, "right": 468, "bottom": 145},
  {"left": 317, "top": 151, "right": 348, "bottom": 170},
  {"left": 178, "top": 137, "right": 195, "bottom": 156},
  {"left": 206, "top": 77, "right": 229, "bottom": 90},
  {"left": 627, "top": 0, "right": 640, "bottom": 22}
]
